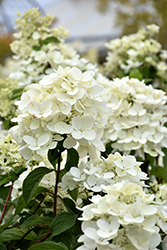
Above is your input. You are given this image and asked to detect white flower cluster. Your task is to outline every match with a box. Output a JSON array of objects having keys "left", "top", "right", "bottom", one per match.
[
  {"left": 9, "top": 8, "right": 98, "bottom": 87},
  {"left": 105, "top": 24, "right": 167, "bottom": 83},
  {"left": 10, "top": 66, "right": 109, "bottom": 160},
  {"left": 60, "top": 152, "right": 147, "bottom": 195},
  {"left": 102, "top": 76, "right": 167, "bottom": 156},
  {"left": 77, "top": 180, "right": 165, "bottom": 250}
]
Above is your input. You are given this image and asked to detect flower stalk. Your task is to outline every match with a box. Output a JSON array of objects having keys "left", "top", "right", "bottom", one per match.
[{"left": 0, "top": 182, "right": 14, "bottom": 224}]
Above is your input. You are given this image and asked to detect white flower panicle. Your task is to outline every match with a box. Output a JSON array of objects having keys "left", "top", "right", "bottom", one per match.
[
  {"left": 60, "top": 152, "right": 147, "bottom": 194},
  {"left": 103, "top": 76, "right": 167, "bottom": 157},
  {"left": 9, "top": 8, "right": 100, "bottom": 87},
  {"left": 104, "top": 24, "right": 167, "bottom": 83},
  {"left": 77, "top": 180, "right": 164, "bottom": 250},
  {"left": 10, "top": 66, "right": 109, "bottom": 160}
]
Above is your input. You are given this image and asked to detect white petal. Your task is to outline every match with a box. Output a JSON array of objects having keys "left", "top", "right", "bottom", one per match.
[
  {"left": 82, "top": 116, "right": 94, "bottom": 130},
  {"left": 82, "top": 71, "right": 95, "bottom": 82},
  {"left": 83, "top": 130, "right": 96, "bottom": 140},
  {"left": 70, "top": 167, "right": 80, "bottom": 178},
  {"left": 54, "top": 122, "right": 72, "bottom": 134},
  {"left": 41, "top": 99, "right": 52, "bottom": 112},
  {"left": 71, "top": 67, "right": 82, "bottom": 80},
  {"left": 72, "top": 117, "right": 82, "bottom": 130},
  {"left": 23, "top": 135, "right": 36, "bottom": 146},
  {"left": 20, "top": 147, "right": 32, "bottom": 160},
  {"left": 90, "top": 85, "right": 102, "bottom": 97},
  {"left": 72, "top": 130, "right": 83, "bottom": 139},
  {"left": 63, "top": 137, "right": 76, "bottom": 149},
  {"left": 30, "top": 119, "right": 40, "bottom": 129},
  {"left": 37, "top": 132, "right": 51, "bottom": 146}
]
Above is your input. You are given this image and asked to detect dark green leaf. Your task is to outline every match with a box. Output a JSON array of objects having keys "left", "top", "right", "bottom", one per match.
[
  {"left": 0, "top": 243, "right": 7, "bottom": 250},
  {"left": 32, "top": 45, "right": 41, "bottom": 51},
  {"left": 28, "top": 242, "right": 68, "bottom": 250},
  {"left": 23, "top": 167, "right": 53, "bottom": 202},
  {"left": 68, "top": 188, "right": 78, "bottom": 201},
  {"left": 129, "top": 68, "right": 143, "bottom": 81},
  {"left": 62, "top": 198, "right": 76, "bottom": 213},
  {"left": 51, "top": 212, "right": 77, "bottom": 237},
  {"left": 65, "top": 148, "right": 79, "bottom": 172},
  {"left": 0, "top": 175, "right": 9, "bottom": 187},
  {"left": 21, "top": 215, "right": 52, "bottom": 228},
  {"left": 15, "top": 195, "right": 27, "bottom": 214},
  {"left": 48, "top": 148, "right": 59, "bottom": 167},
  {"left": 52, "top": 230, "right": 72, "bottom": 249},
  {"left": 0, "top": 228, "right": 37, "bottom": 242},
  {"left": 162, "top": 148, "right": 167, "bottom": 168},
  {"left": 150, "top": 166, "right": 167, "bottom": 182},
  {"left": 0, "top": 215, "right": 20, "bottom": 231}
]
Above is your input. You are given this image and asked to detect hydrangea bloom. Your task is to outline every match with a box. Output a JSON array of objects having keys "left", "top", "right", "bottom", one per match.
[
  {"left": 60, "top": 152, "right": 147, "bottom": 196},
  {"left": 9, "top": 8, "right": 101, "bottom": 87},
  {"left": 77, "top": 180, "right": 164, "bottom": 250},
  {"left": 10, "top": 66, "right": 109, "bottom": 160},
  {"left": 105, "top": 24, "right": 167, "bottom": 85},
  {"left": 102, "top": 76, "right": 167, "bottom": 156},
  {"left": 0, "top": 78, "right": 17, "bottom": 120}
]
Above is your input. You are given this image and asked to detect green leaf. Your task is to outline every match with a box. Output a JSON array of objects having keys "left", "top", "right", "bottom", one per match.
[
  {"left": 150, "top": 166, "right": 167, "bottom": 182},
  {"left": 162, "top": 148, "right": 167, "bottom": 168},
  {"left": 62, "top": 198, "right": 76, "bottom": 213},
  {"left": 15, "top": 195, "right": 26, "bottom": 214},
  {"left": 32, "top": 36, "right": 60, "bottom": 51},
  {"left": 48, "top": 148, "right": 59, "bottom": 168},
  {"left": 12, "top": 88, "right": 23, "bottom": 100},
  {"left": 0, "top": 175, "right": 9, "bottom": 187},
  {"left": 28, "top": 242, "right": 68, "bottom": 250},
  {"left": 0, "top": 243, "right": 7, "bottom": 250},
  {"left": 0, "top": 228, "right": 37, "bottom": 242},
  {"left": 68, "top": 188, "right": 78, "bottom": 201},
  {"left": 51, "top": 212, "right": 77, "bottom": 237},
  {"left": 129, "top": 68, "right": 143, "bottom": 81},
  {"left": 3, "top": 120, "right": 10, "bottom": 130},
  {"left": 23, "top": 167, "right": 53, "bottom": 203},
  {"left": 65, "top": 148, "right": 79, "bottom": 172},
  {"left": 52, "top": 230, "right": 72, "bottom": 249},
  {"left": 21, "top": 215, "right": 52, "bottom": 228},
  {"left": 0, "top": 215, "right": 20, "bottom": 231},
  {"left": 41, "top": 36, "right": 60, "bottom": 46}
]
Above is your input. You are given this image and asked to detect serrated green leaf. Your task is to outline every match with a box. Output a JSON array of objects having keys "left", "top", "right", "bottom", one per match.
[
  {"left": 65, "top": 148, "right": 79, "bottom": 172},
  {"left": 23, "top": 167, "right": 53, "bottom": 202},
  {"left": 129, "top": 68, "right": 143, "bottom": 81},
  {"left": 51, "top": 212, "right": 77, "bottom": 237},
  {"left": 21, "top": 215, "right": 52, "bottom": 228},
  {"left": 28, "top": 242, "right": 68, "bottom": 250},
  {"left": 150, "top": 166, "right": 167, "bottom": 182},
  {"left": 0, "top": 228, "right": 37, "bottom": 242},
  {"left": 68, "top": 188, "right": 78, "bottom": 201}
]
